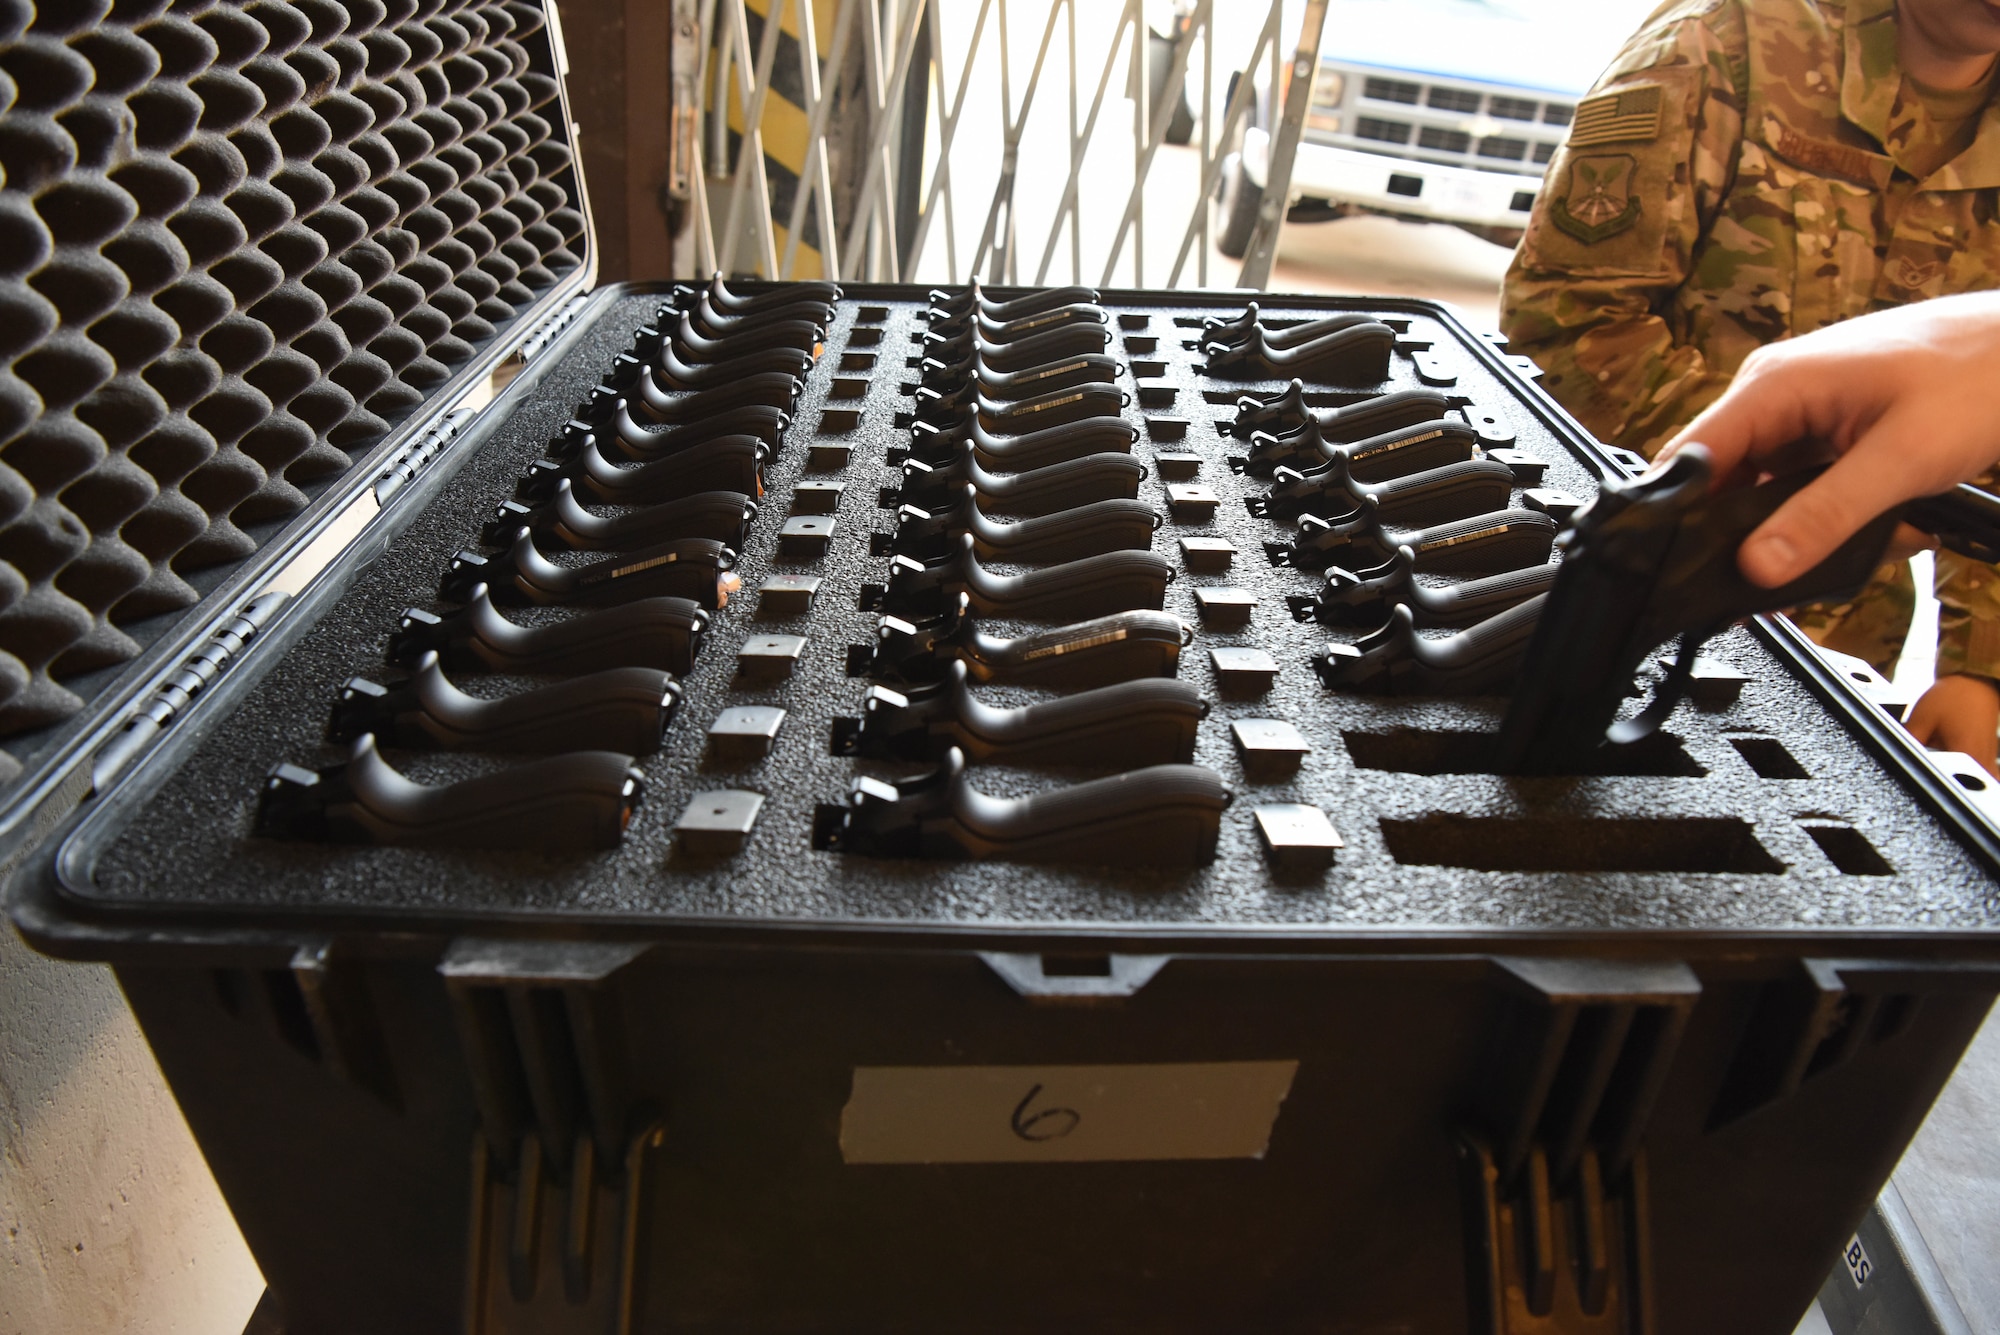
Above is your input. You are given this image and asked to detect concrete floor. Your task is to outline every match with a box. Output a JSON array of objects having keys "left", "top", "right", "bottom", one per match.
[
  {"left": 1891, "top": 1011, "right": 2000, "bottom": 1333},
  {"left": 0, "top": 928, "right": 264, "bottom": 1335}
]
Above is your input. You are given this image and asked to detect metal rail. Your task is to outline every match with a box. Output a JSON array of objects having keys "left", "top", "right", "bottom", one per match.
[
  {"left": 688, "top": 0, "right": 1329, "bottom": 290},
  {"left": 1234, "top": 0, "right": 1330, "bottom": 290}
]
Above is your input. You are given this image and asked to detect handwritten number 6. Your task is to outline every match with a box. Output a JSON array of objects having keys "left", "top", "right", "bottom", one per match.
[{"left": 1010, "top": 1083, "right": 1081, "bottom": 1141}]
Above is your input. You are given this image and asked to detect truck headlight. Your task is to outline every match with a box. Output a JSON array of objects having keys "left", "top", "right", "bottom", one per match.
[{"left": 1310, "top": 67, "right": 1345, "bottom": 109}]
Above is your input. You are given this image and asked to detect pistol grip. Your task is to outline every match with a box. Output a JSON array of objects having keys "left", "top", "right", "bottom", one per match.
[{"left": 258, "top": 735, "right": 643, "bottom": 852}]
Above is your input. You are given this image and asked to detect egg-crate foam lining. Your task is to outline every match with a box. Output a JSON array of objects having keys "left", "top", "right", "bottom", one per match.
[
  {"left": 70, "top": 287, "right": 2000, "bottom": 945},
  {"left": 0, "top": 0, "right": 586, "bottom": 782}
]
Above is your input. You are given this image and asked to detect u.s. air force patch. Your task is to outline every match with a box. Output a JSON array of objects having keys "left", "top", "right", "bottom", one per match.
[{"left": 1551, "top": 154, "right": 1641, "bottom": 244}]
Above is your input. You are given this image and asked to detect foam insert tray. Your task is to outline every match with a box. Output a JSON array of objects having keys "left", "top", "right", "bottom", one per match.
[{"left": 44, "top": 285, "right": 2000, "bottom": 952}]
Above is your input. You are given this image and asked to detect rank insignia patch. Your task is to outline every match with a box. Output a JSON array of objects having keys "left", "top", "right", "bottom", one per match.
[{"left": 1551, "top": 154, "right": 1642, "bottom": 244}]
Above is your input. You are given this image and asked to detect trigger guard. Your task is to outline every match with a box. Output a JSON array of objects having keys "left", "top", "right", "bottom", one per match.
[{"left": 1605, "top": 628, "right": 1711, "bottom": 747}]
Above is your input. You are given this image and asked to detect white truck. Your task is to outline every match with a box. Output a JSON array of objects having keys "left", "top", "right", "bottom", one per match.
[{"left": 1213, "top": 0, "right": 1616, "bottom": 253}]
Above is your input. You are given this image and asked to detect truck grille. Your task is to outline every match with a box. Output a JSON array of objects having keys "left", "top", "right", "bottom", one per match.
[
  {"left": 1427, "top": 88, "right": 1481, "bottom": 114},
  {"left": 1317, "top": 66, "right": 1573, "bottom": 178},
  {"left": 1362, "top": 76, "right": 1422, "bottom": 105},
  {"left": 1357, "top": 117, "right": 1414, "bottom": 145}
]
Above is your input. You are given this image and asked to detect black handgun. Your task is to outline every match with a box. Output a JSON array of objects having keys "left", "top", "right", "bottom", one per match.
[{"left": 1495, "top": 444, "right": 2000, "bottom": 773}]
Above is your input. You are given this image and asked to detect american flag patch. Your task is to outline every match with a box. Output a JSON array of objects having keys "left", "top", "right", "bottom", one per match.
[{"left": 1568, "top": 84, "right": 1664, "bottom": 147}]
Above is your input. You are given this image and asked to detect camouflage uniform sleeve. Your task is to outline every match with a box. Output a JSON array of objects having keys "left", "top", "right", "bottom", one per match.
[
  {"left": 1500, "top": 0, "right": 1748, "bottom": 458},
  {"left": 1932, "top": 551, "right": 2000, "bottom": 682},
  {"left": 1791, "top": 558, "right": 1916, "bottom": 677}
]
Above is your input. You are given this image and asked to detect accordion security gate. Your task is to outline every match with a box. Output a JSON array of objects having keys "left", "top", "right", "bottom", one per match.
[{"left": 686, "top": 0, "right": 1330, "bottom": 291}]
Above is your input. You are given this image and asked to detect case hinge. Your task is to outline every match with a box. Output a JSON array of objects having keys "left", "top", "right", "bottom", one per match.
[
  {"left": 374, "top": 406, "right": 478, "bottom": 504},
  {"left": 517, "top": 294, "right": 593, "bottom": 365},
  {"left": 90, "top": 590, "right": 292, "bottom": 793}
]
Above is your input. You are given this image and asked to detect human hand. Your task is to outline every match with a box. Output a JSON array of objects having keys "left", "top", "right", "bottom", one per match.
[
  {"left": 1904, "top": 674, "right": 2000, "bottom": 778},
  {"left": 1658, "top": 293, "right": 2000, "bottom": 589}
]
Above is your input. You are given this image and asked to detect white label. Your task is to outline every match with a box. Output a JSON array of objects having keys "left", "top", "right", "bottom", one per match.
[
  {"left": 839, "top": 1061, "right": 1299, "bottom": 1164},
  {"left": 1844, "top": 1235, "right": 1872, "bottom": 1288}
]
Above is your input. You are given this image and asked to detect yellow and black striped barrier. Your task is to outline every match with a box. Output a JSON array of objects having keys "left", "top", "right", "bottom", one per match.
[{"left": 714, "top": 0, "right": 839, "bottom": 278}]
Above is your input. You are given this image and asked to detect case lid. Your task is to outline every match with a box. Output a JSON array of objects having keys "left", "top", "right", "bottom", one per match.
[{"left": 0, "top": 0, "right": 594, "bottom": 832}]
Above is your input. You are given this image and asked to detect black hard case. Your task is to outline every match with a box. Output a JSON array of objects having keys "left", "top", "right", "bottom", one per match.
[{"left": 6, "top": 8, "right": 2000, "bottom": 1334}]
